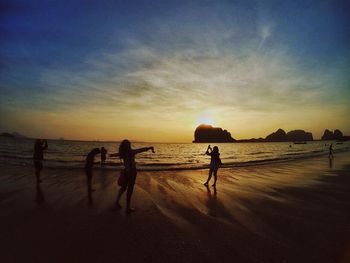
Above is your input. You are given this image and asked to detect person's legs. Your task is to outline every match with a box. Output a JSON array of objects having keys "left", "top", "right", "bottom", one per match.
[
  {"left": 115, "top": 184, "right": 127, "bottom": 208},
  {"left": 126, "top": 171, "right": 137, "bottom": 213},
  {"left": 204, "top": 168, "right": 213, "bottom": 185},
  {"left": 85, "top": 168, "right": 93, "bottom": 192},
  {"left": 212, "top": 168, "right": 218, "bottom": 186},
  {"left": 35, "top": 161, "right": 43, "bottom": 183},
  {"left": 126, "top": 184, "right": 135, "bottom": 212}
]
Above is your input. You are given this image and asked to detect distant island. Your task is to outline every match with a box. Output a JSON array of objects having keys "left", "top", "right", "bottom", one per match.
[
  {"left": 193, "top": 125, "right": 349, "bottom": 143},
  {"left": 321, "top": 129, "right": 350, "bottom": 141},
  {"left": 193, "top": 124, "right": 236, "bottom": 143},
  {"left": 0, "top": 132, "right": 27, "bottom": 138},
  {"left": 265, "top": 128, "right": 313, "bottom": 142}
]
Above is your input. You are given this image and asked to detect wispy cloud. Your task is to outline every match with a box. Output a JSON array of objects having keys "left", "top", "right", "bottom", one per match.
[
  {"left": 35, "top": 41, "right": 332, "bottom": 116},
  {"left": 1, "top": 0, "right": 349, "bottom": 140},
  {"left": 15, "top": 28, "right": 345, "bottom": 140},
  {"left": 258, "top": 24, "right": 272, "bottom": 48}
]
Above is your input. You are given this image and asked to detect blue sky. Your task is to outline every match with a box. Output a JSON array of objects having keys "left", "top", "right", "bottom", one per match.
[{"left": 1, "top": 0, "right": 349, "bottom": 141}]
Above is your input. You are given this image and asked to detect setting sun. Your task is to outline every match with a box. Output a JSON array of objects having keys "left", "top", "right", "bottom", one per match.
[{"left": 195, "top": 113, "right": 215, "bottom": 128}]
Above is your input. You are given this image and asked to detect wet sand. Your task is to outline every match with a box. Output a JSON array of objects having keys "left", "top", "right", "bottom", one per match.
[{"left": 0, "top": 153, "right": 350, "bottom": 263}]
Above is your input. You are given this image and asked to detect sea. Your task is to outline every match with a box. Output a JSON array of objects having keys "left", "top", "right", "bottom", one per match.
[{"left": 0, "top": 137, "right": 349, "bottom": 171}]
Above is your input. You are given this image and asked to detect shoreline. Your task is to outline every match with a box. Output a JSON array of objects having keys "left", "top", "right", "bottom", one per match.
[
  {"left": 0, "top": 152, "right": 349, "bottom": 262},
  {"left": 1, "top": 135, "right": 346, "bottom": 143},
  {"left": 2, "top": 147, "right": 349, "bottom": 172}
]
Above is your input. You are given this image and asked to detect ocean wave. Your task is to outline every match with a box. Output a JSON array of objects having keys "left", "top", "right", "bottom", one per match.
[
  {"left": 282, "top": 150, "right": 320, "bottom": 156},
  {"left": 1, "top": 142, "right": 349, "bottom": 171},
  {"left": 247, "top": 151, "right": 272, "bottom": 155},
  {"left": 0, "top": 154, "right": 33, "bottom": 160}
]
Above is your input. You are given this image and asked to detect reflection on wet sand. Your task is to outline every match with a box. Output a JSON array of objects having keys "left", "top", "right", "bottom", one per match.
[
  {"left": 35, "top": 182, "right": 45, "bottom": 205},
  {"left": 88, "top": 189, "right": 93, "bottom": 206},
  {"left": 329, "top": 157, "right": 333, "bottom": 168}
]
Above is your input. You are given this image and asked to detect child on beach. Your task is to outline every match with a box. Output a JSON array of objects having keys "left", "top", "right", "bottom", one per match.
[
  {"left": 33, "top": 139, "right": 48, "bottom": 183},
  {"left": 85, "top": 148, "right": 101, "bottom": 193},
  {"left": 110, "top": 140, "right": 155, "bottom": 213},
  {"left": 204, "top": 145, "right": 222, "bottom": 187}
]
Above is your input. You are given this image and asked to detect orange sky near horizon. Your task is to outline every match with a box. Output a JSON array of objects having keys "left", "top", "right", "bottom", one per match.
[{"left": 2, "top": 104, "right": 349, "bottom": 142}]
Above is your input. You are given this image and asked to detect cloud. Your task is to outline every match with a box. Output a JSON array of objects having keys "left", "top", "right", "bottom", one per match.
[
  {"left": 1, "top": 1, "right": 349, "bottom": 140},
  {"left": 13, "top": 23, "right": 339, "bottom": 123},
  {"left": 258, "top": 24, "right": 272, "bottom": 48}
]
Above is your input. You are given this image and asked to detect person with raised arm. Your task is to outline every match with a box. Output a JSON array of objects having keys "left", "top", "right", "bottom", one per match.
[
  {"left": 204, "top": 145, "right": 222, "bottom": 187},
  {"left": 110, "top": 140, "right": 155, "bottom": 213}
]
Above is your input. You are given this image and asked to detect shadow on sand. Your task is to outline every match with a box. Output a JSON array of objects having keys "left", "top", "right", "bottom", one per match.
[{"left": 35, "top": 182, "right": 45, "bottom": 205}]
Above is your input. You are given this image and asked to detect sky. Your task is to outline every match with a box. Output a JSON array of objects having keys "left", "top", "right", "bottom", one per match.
[{"left": 0, "top": 0, "right": 349, "bottom": 142}]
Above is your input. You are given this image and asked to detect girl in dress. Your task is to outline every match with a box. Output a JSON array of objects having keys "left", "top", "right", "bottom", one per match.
[{"left": 110, "top": 140, "right": 155, "bottom": 213}]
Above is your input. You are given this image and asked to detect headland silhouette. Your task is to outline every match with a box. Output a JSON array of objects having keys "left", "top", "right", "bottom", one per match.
[{"left": 192, "top": 124, "right": 349, "bottom": 143}]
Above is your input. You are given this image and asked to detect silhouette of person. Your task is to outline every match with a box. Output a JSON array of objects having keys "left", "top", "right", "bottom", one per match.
[
  {"left": 100, "top": 147, "right": 107, "bottom": 166},
  {"left": 329, "top": 144, "right": 334, "bottom": 159},
  {"left": 204, "top": 145, "right": 222, "bottom": 187},
  {"left": 85, "top": 148, "right": 101, "bottom": 193},
  {"left": 110, "top": 140, "right": 155, "bottom": 213},
  {"left": 33, "top": 139, "right": 48, "bottom": 183}
]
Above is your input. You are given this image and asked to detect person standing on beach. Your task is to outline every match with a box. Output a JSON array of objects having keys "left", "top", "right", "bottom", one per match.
[
  {"left": 33, "top": 139, "right": 48, "bottom": 183},
  {"left": 329, "top": 144, "right": 334, "bottom": 159},
  {"left": 85, "top": 148, "right": 101, "bottom": 193},
  {"left": 204, "top": 145, "right": 222, "bottom": 187},
  {"left": 100, "top": 147, "right": 107, "bottom": 166},
  {"left": 110, "top": 140, "right": 155, "bottom": 213}
]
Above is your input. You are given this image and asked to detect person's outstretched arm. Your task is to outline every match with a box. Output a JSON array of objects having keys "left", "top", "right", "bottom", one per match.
[
  {"left": 109, "top": 153, "right": 120, "bottom": 158},
  {"left": 132, "top": 147, "right": 155, "bottom": 155},
  {"left": 205, "top": 145, "right": 212, "bottom": 155}
]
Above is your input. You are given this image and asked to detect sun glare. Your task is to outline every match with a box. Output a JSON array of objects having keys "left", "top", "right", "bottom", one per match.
[{"left": 195, "top": 114, "right": 215, "bottom": 127}]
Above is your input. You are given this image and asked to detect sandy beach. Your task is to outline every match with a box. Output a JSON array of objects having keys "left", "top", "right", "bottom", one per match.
[{"left": 1, "top": 153, "right": 350, "bottom": 263}]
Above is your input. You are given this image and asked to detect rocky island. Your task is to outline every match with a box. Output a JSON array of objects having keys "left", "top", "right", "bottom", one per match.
[
  {"left": 193, "top": 124, "right": 236, "bottom": 143},
  {"left": 265, "top": 129, "right": 313, "bottom": 142},
  {"left": 192, "top": 126, "right": 350, "bottom": 143},
  {"left": 322, "top": 129, "right": 343, "bottom": 140},
  {"left": 321, "top": 129, "right": 349, "bottom": 141},
  {"left": 0, "top": 132, "right": 27, "bottom": 138}
]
